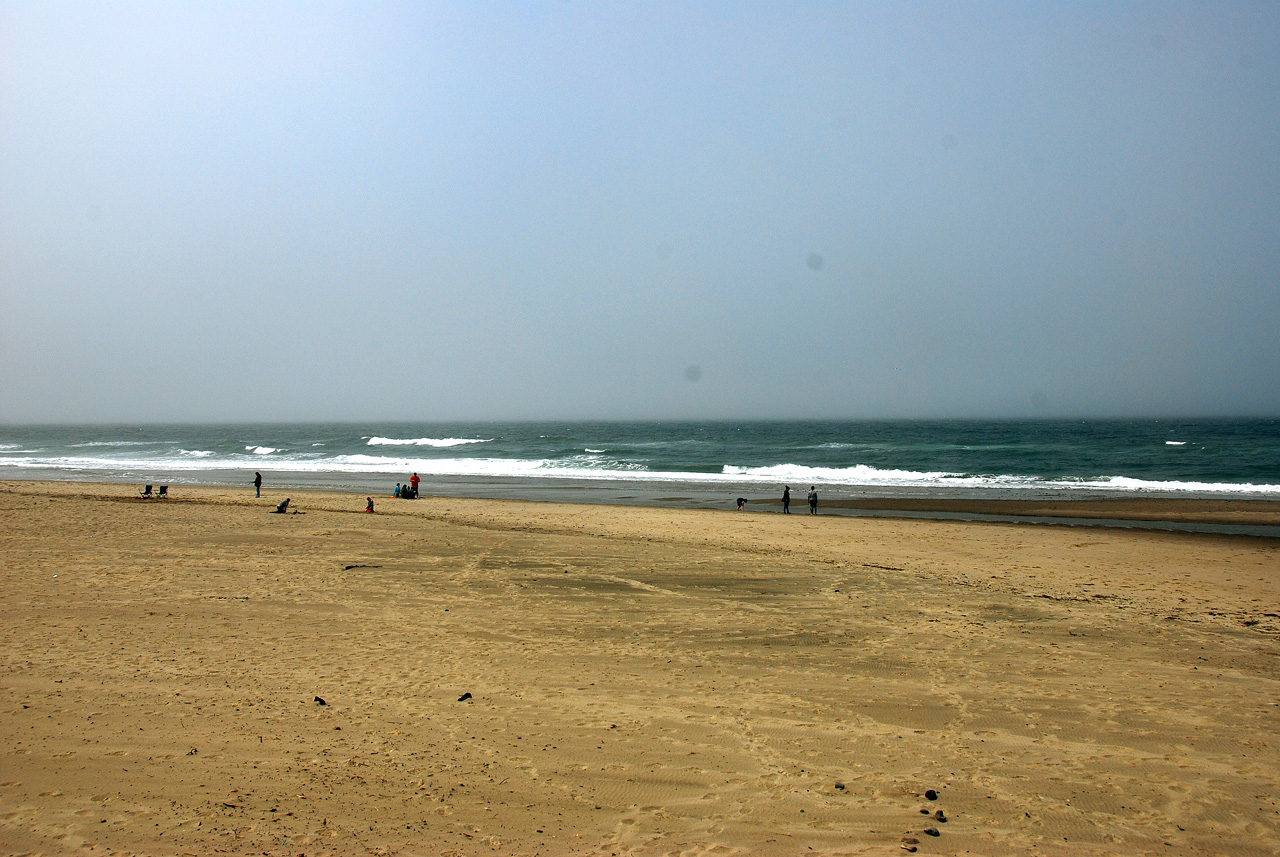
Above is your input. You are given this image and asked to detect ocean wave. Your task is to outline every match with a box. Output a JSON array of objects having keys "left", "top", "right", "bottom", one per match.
[
  {"left": 69, "top": 440, "right": 159, "bottom": 448},
  {"left": 1165, "top": 441, "right": 1187, "bottom": 446},
  {"left": 245, "top": 446, "right": 279, "bottom": 455},
  {"left": 1, "top": 452, "right": 1277, "bottom": 496},
  {"left": 724, "top": 463, "right": 954, "bottom": 483},
  {"left": 178, "top": 449, "right": 215, "bottom": 457},
  {"left": 366, "top": 437, "right": 492, "bottom": 447}
]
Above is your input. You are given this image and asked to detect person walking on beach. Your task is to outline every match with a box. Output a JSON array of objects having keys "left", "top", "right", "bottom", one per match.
[
  {"left": 782, "top": 486, "right": 790, "bottom": 514},
  {"left": 807, "top": 486, "right": 818, "bottom": 515},
  {"left": 253, "top": 472, "right": 262, "bottom": 498},
  {"left": 410, "top": 472, "right": 420, "bottom": 497}
]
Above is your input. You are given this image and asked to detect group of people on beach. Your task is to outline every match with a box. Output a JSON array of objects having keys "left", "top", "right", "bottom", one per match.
[
  {"left": 394, "top": 473, "right": 421, "bottom": 499},
  {"left": 257, "top": 469, "right": 818, "bottom": 517},
  {"left": 252, "top": 470, "right": 379, "bottom": 514},
  {"left": 742, "top": 486, "right": 818, "bottom": 514},
  {"left": 782, "top": 485, "right": 818, "bottom": 515}
]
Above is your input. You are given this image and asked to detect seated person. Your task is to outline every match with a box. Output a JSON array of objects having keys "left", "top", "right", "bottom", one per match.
[{"left": 272, "top": 498, "right": 290, "bottom": 514}]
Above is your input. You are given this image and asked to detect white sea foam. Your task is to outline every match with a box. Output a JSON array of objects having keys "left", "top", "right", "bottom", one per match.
[
  {"left": 246, "top": 446, "right": 278, "bottom": 455},
  {"left": 178, "top": 449, "right": 215, "bottom": 457},
  {"left": 2, "top": 452, "right": 1278, "bottom": 496},
  {"left": 724, "top": 463, "right": 956, "bottom": 484},
  {"left": 1166, "top": 441, "right": 1187, "bottom": 446},
  {"left": 366, "top": 437, "right": 492, "bottom": 447},
  {"left": 0, "top": 443, "right": 20, "bottom": 450},
  {"left": 584, "top": 448, "right": 605, "bottom": 453}
]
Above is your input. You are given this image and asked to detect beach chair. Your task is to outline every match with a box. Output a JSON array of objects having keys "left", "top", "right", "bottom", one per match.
[
  {"left": 157, "top": 486, "right": 168, "bottom": 499},
  {"left": 139, "top": 485, "right": 153, "bottom": 499}
]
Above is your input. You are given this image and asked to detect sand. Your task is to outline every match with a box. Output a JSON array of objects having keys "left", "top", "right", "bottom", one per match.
[
  {"left": 781, "top": 497, "right": 1280, "bottom": 527},
  {"left": 1, "top": 481, "right": 1278, "bottom": 857}
]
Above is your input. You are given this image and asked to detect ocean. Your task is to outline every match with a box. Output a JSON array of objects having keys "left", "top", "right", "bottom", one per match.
[{"left": 2, "top": 419, "right": 1277, "bottom": 503}]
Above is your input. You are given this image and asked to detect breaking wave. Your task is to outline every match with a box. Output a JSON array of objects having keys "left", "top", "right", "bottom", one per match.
[
  {"left": 366, "top": 437, "right": 492, "bottom": 447},
  {"left": 1, "top": 451, "right": 1275, "bottom": 495}
]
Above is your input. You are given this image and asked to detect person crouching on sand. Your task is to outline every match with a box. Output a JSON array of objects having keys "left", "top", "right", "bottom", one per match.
[{"left": 366, "top": 497, "right": 375, "bottom": 513}]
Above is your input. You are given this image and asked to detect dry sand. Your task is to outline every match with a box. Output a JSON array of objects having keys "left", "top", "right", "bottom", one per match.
[{"left": 1, "top": 481, "right": 1278, "bottom": 856}]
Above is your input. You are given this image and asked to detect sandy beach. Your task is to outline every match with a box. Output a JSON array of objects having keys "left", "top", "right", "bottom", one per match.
[{"left": 2, "top": 481, "right": 1278, "bottom": 856}]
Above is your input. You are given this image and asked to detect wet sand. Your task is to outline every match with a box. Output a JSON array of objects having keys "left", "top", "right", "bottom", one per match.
[
  {"left": 762, "top": 496, "right": 1280, "bottom": 527},
  {"left": 2, "top": 481, "right": 1278, "bottom": 856}
]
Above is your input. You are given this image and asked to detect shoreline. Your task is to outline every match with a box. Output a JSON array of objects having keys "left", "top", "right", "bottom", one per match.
[{"left": 5, "top": 474, "right": 1280, "bottom": 535}]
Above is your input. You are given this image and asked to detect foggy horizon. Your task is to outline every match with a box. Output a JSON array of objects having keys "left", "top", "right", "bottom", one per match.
[{"left": 3, "top": 3, "right": 1278, "bottom": 423}]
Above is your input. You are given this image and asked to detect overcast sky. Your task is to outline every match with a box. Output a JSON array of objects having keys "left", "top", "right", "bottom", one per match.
[{"left": 2, "top": 2, "right": 1278, "bottom": 422}]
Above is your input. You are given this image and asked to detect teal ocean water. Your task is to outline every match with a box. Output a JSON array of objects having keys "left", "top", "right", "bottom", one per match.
[{"left": 1, "top": 419, "right": 1277, "bottom": 498}]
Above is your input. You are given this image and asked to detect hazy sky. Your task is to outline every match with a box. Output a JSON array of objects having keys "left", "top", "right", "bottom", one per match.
[{"left": 2, "top": 2, "right": 1278, "bottom": 422}]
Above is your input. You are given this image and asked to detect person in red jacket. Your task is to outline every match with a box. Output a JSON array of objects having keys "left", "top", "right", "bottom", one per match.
[{"left": 410, "top": 472, "right": 420, "bottom": 497}]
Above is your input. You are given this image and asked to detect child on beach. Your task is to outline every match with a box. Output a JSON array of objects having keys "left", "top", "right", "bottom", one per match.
[{"left": 366, "top": 497, "right": 375, "bottom": 513}]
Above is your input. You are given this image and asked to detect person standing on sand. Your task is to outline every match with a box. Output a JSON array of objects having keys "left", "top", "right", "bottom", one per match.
[
  {"left": 253, "top": 472, "right": 262, "bottom": 498},
  {"left": 410, "top": 472, "right": 420, "bottom": 497},
  {"left": 808, "top": 486, "right": 818, "bottom": 515},
  {"left": 782, "top": 486, "right": 790, "bottom": 514}
]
